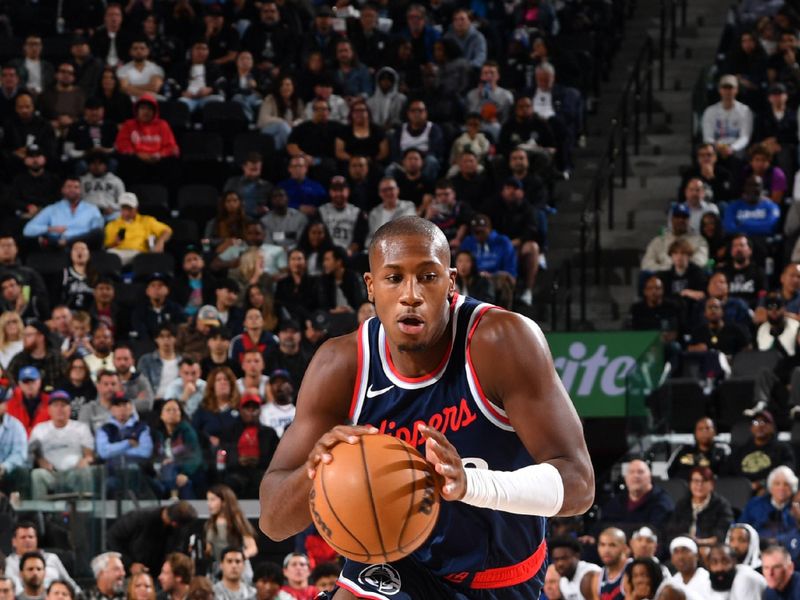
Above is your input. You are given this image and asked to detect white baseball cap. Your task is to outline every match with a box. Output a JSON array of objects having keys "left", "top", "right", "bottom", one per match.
[{"left": 119, "top": 192, "right": 138, "bottom": 208}]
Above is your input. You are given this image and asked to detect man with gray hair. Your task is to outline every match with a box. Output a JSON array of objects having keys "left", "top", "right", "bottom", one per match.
[
  {"left": 530, "top": 61, "right": 583, "bottom": 170},
  {"left": 763, "top": 544, "right": 800, "bottom": 598},
  {"left": 0, "top": 575, "right": 15, "bottom": 600},
  {"left": 84, "top": 552, "right": 125, "bottom": 600}
]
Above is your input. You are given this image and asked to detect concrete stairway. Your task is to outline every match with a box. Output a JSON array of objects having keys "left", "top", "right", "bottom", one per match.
[{"left": 535, "top": 0, "right": 731, "bottom": 331}]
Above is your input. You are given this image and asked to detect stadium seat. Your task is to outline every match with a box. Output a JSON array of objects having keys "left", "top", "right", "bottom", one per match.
[
  {"left": 729, "top": 418, "right": 752, "bottom": 449},
  {"left": 731, "top": 349, "right": 781, "bottom": 378},
  {"left": 716, "top": 377, "right": 757, "bottom": 431},
  {"left": 179, "top": 132, "right": 226, "bottom": 186},
  {"left": 42, "top": 36, "right": 71, "bottom": 64},
  {"left": 132, "top": 252, "right": 176, "bottom": 280},
  {"left": 202, "top": 101, "right": 249, "bottom": 140},
  {"left": 658, "top": 378, "right": 707, "bottom": 433},
  {"left": 89, "top": 251, "right": 123, "bottom": 277},
  {"left": 25, "top": 252, "right": 68, "bottom": 275},
  {"left": 158, "top": 100, "right": 191, "bottom": 133},
  {"left": 129, "top": 184, "right": 172, "bottom": 220},
  {"left": 714, "top": 477, "right": 752, "bottom": 517},
  {"left": 114, "top": 281, "right": 144, "bottom": 310},
  {"left": 177, "top": 184, "right": 219, "bottom": 233},
  {"left": 658, "top": 478, "right": 688, "bottom": 505},
  {"left": 165, "top": 219, "right": 200, "bottom": 257}
]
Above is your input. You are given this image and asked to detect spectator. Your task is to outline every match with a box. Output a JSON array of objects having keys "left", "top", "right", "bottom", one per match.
[
  {"left": 17, "top": 552, "right": 46, "bottom": 600},
  {"left": 256, "top": 75, "right": 304, "bottom": 152},
  {"left": 131, "top": 275, "right": 185, "bottom": 346},
  {"left": 0, "top": 64, "right": 22, "bottom": 119},
  {"left": 213, "top": 548, "right": 256, "bottom": 600},
  {"left": 754, "top": 85, "right": 798, "bottom": 182},
  {"left": 192, "top": 366, "right": 240, "bottom": 447},
  {"left": 176, "top": 308, "right": 220, "bottom": 363},
  {"left": 236, "top": 350, "right": 268, "bottom": 397},
  {"left": 84, "top": 323, "right": 115, "bottom": 379},
  {"left": 763, "top": 546, "right": 800, "bottom": 599},
  {"left": 104, "top": 192, "right": 172, "bottom": 266},
  {"left": 115, "top": 95, "right": 180, "bottom": 185},
  {"left": 22, "top": 176, "right": 104, "bottom": 248},
  {"left": 0, "top": 272, "right": 48, "bottom": 322},
  {"left": 230, "top": 310, "right": 277, "bottom": 368},
  {"left": 8, "top": 146, "right": 61, "bottom": 219},
  {"left": 223, "top": 155, "right": 274, "bottom": 221},
  {"left": 47, "top": 582, "right": 76, "bottom": 600},
  {"left": 443, "top": 9, "right": 487, "bottom": 70},
  {"left": 459, "top": 214, "right": 518, "bottom": 309},
  {"left": 106, "top": 502, "right": 198, "bottom": 576},
  {"left": 601, "top": 459, "right": 675, "bottom": 533},
  {"left": 334, "top": 100, "right": 388, "bottom": 166},
  {"left": 261, "top": 189, "right": 308, "bottom": 252},
  {"left": 96, "top": 393, "right": 153, "bottom": 490},
  {"left": 6, "top": 366, "right": 49, "bottom": 436},
  {"left": 366, "top": 68, "right": 406, "bottom": 130},
  {"left": 425, "top": 179, "right": 472, "bottom": 251},
  {"left": 242, "top": 285, "right": 279, "bottom": 333},
  {"left": 277, "top": 155, "right": 328, "bottom": 217},
  {"left": 85, "top": 552, "right": 126, "bottom": 600},
  {"left": 280, "top": 554, "right": 316, "bottom": 600},
  {"left": 186, "top": 577, "right": 213, "bottom": 600},
  {"left": 706, "top": 543, "right": 766, "bottom": 598},
  {"left": 365, "top": 177, "right": 417, "bottom": 247},
  {"left": 78, "top": 370, "right": 120, "bottom": 434},
  {"left": 117, "top": 39, "right": 164, "bottom": 103},
  {"left": 201, "top": 327, "right": 238, "bottom": 379},
  {"left": 723, "top": 175, "right": 781, "bottom": 236},
  {"left": 756, "top": 263, "right": 800, "bottom": 324},
  {"left": 681, "top": 144, "right": 734, "bottom": 204},
  {"left": 214, "top": 279, "right": 245, "bottom": 335},
  {"left": 113, "top": 345, "right": 153, "bottom": 415},
  {"left": 38, "top": 62, "right": 85, "bottom": 137},
  {"left": 226, "top": 51, "right": 266, "bottom": 124},
  {"left": 152, "top": 399, "right": 203, "bottom": 499},
  {"left": 10, "top": 36, "right": 54, "bottom": 95},
  {"left": 221, "top": 393, "right": 278, "bottom": 498},
  {"left": 127, "top": 573, "right": 155, "bottom": 600},
  {"left": 2, "top": 93, "right": 57, "bottom": 169},
  {"left": 48, "top": 305, "right": 73, "bottom": 350},
  {"left": 318, "top": 247, "right": 367, "bottom": 313},
  {"left": 621, "top": 557, "right": 663, "bottom": 600},
  {"left": 390, "top": 148, "right": 435, "bottom": 210},
  {"left": 163, "top": 358, "right": 206, "bottom": 417},
  {"left": 267, "top": 320, "right": 310, "bottom": 397},
  {"left": 669, "top": 180, "right": 719, "bottom": 233},
  {"left": 449, "top": 150, "right": 493, "bottom": 213},
  {"left": 206, "top": 192, "right": 248, "bottom": 256},
  {"left": 0, "top": 385, "right": 26, "bottom": 491},
  {"left": 726, "top": 410, "right": 795, "bottom": 491},
  {"left": 173, "top": 247, "right": 218, "bottom": 321},
  {"left": 91, "top": 275, "right": 124, "bottom": 338},
  {"left": 687, "top": 295, "right": 751, "bottom": 361},
  {"left": 259, "top": 370, "right": 295, "bottom": 438},
  {"left": 665, "top": 466, "right": 734, "bottom": 549},
  {"left": 251, "top": 563, "right": 289, "bottom": 600},
  {"left": 586, "top": 528, "right": 628, "bottom": 600},
  {"left": 6, "top": 524, "right": 81, "bottom": 595},
  {"left": 157, "top": 553, "right": 194, "bottom": 600},
  {"left": 29, "top": 390, "right": 94, "bottom": 499},
  {"left": 59, "top": 357, "right": 96, "bottom": 417},
  {"left": 137, "top": 324, "right": 182, "bottom": 400},
  {"left": 0, "top": 312, "right": 23, "bottom": 370},
  {"left": 691, "top": 272, "right": 753, "bottom": 331},
  {"left": 667, "top": 417, "right": 729, "bottom": 479},
  {"left": 726, "top": 523, "right": 762, "bottom": 569},
  {"left": 657, "top": 239, "right": 708, "bottom": 312},
  {"left": 7, "top": 320, "right": 67, "bottom": 388},
  {"left": 389, "top": 99, "right": 444, "bottom": 180},
  {"left": 70, "top": 35, "right": 103, "bottom": 97},
  {"left": 542, "top": 565, "right": 562, "bottom": 600},
  {"left": 241, "top": 1, "right": 296, "bottom": 78},
  {"left": 400, "top": 4, "right": 440, "bottom": 64},
  {"left": 722, "top": 30, "right": 768, "bottom": 106},
  {"left": 91, "top": 4, "right": 132, "bottom": 68},
  {"left": 454, "top": 250, "right": 493, "bottom": 303},
  {"left": 205, "top": 484, "right": 258, "bottom": 575},
  {"left": 529, "top": 62, "right": 583, "bottom": 168},
  {"left": 333, "top": 40, "right": 372, "bottom": 100},
  {"left": 642, "top": 204, "right": 709, "bottom": 272},
  {"left": 174, "top": 41, "right": 225, "bottom": 115},
  {"left": 743, "top": 143, "right": 788, "bottom": 205},
  {"left": 753, "top": 293, "right": 800, "bottom": 412},
  {"left": 98, "top": 67, "right": 133, "bottom": 125},
  {"left": 274, "top": 250, "right": 319, "bottom": 322},
  {"left": 80, "top": 151, "right": 125, "bottom": 221},
  {"left": 547, "top": 536, "right": 600, "bottom": 600},
  {"left": 742, "top": 465, "right": 797, "bottom": 540},
  {"left": 701, "top": 75, "right": 754, "bottom": 162}
]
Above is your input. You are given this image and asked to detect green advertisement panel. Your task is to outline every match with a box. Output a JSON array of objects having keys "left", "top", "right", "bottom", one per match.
[{"left": 545, "top": 331, "right": 664, "bottom": 418}]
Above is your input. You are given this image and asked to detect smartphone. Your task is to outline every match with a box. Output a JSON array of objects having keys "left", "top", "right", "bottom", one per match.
[{"left": 118, "top": 228, "right": 126, "bottom": 241}]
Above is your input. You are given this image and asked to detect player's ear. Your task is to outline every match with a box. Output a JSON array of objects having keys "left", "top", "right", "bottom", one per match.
[
  {"left": 447, "top": 267, "right": 457, "bottom": 300},
  {"left": 364, "top": 272, "right": 374, "bottom": 303}
]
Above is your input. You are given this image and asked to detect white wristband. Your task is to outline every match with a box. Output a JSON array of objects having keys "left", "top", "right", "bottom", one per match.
[{"left": 460, "top": 463, "right": 564, "bottom": 517}]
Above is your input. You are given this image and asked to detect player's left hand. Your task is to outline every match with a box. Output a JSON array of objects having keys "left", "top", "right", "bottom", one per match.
[{"left": 419, "top": 425, "right": 466, "bottom": 502}]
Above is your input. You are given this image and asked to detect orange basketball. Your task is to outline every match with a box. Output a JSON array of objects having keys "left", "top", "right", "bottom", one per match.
[{"left": 309, "top": 433, "right": 441, "bottom": 563}]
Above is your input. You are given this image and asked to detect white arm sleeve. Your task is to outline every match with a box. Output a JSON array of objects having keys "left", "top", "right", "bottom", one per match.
[{"left": 460, "top": 462, "right": 565, "bottom": 517}]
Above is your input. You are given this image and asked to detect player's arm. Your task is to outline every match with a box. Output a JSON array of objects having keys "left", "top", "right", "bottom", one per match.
[{"left": 259, "top": 333, "right": 376, "bottom": 541}]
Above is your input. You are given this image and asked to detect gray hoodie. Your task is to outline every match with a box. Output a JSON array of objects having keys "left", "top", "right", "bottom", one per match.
[{"left": 366, "top": 67, "right": 407, "bottom": 130}]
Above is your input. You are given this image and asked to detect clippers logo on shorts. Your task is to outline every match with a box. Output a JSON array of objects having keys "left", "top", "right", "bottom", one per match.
[{"left": 358, "top": 564, "right": 402, "bottom": 595}]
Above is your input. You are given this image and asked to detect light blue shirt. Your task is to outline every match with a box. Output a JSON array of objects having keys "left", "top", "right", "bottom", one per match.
[
  {"left": 23, "top": 199, "right": 104, "bottom": 240},
  {"left": 0, "top": 414, "right": 27, "bottom": 472},
  {"left": 96, "top": 416, "right": 153, "bottom": 461},
  {"left": 164, "top": 378, "right": 207, "bottom": 417}
]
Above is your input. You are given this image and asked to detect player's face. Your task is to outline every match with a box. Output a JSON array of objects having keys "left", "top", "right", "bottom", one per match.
[
  {"left": 550, "top": 547, "right": 578, "bottom": 579},
  {"left": 597, "top": 534, "right": 626, "bottom": 566},
  {"left": 365, "top": 234, "right": 456, "bottom": 353},
  {"left": 671, "top": 547, "right": 697, "bottom": 574},
  {"left": 728, "top": 528, "right": 749, "bottom": 562}
]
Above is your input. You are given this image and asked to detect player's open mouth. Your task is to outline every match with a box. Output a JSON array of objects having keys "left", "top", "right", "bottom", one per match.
[{"left": 397, "top": 314, "right": 425, "bottom": 334}]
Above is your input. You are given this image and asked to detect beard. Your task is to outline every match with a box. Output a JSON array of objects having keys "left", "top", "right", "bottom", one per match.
[
  {"left": 710, "top": 568, "right": 736, "bottom": 591},
  {"left": 397, "top": 342, "right": 427, "bottom": 353}
]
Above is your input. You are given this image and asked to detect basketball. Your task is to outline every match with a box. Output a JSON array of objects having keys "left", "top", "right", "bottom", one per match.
[{"left": 308, "top": 433, "right": 441, "bottom": 563}]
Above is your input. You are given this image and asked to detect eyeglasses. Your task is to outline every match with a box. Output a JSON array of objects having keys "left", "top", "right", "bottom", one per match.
[
  {"left": 379, "top": 186, "right": 397, "bottom": 192},
  {"left": 690, "top": 478, "right": 709, "bottom": 484}
]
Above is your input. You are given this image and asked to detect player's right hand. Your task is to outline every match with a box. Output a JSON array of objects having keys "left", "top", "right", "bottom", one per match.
[{"left": 306, "top": 425, "right": 378, "bottom": 480}]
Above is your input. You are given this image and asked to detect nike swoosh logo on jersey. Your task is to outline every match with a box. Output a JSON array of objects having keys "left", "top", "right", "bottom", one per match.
[{"left": 366, "top": 384, "right": 395, "bottom": 398}]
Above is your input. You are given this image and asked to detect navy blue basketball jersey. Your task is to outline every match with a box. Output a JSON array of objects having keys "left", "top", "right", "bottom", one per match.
[
  {"left": 345, "top": 293, "right": 547, "bottom": 596},
  {"left": 598, "top": 566, "right": 625, "bottom": 600}
]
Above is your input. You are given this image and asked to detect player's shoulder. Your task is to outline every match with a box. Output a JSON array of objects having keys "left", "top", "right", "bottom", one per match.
[{"left": 471, "top": 308, "right": 546, "bottom": 351}]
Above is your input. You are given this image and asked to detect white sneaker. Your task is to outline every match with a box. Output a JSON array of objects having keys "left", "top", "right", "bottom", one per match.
[
  {"left": 519, "top": 289, "right": 533, "bottom": 305},
  {"left": 538, "top": 254, "right": 548, "bottom": 270}
]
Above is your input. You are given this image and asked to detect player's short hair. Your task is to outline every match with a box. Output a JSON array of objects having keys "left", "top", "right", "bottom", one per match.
[
  {"left": 221, "top": 546, "right": 245, "bottom": 562},
  {"left": 548, "top": 536, "right": 581, "bottom": 555},
  {"left": 165, "top": 552, "right": 194, "bottom": 584},
  {"left": 19, "top": 551, "right": 44, "bottom": 571},
  {"left": 368, "top": 216, "right": 450, "bottom": 270}
]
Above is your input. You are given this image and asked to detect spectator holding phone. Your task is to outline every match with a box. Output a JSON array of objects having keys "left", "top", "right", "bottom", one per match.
[{"left": 104, "top": 192, "right": 172, "bottom": 266}]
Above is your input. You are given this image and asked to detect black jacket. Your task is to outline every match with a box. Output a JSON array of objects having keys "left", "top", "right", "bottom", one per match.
[
  {"left": 171, "top": 61, "right": 225, "bottom": 96},
  {"left": 317, "top": 270, "right": 368, "bottom": 312},
  {"left": 131, "top": 300, "right": 186, "bottom": 343},
  {"left": 106, "top": 507, "right": 189, "bottom": 574},
  {"left": 171, "top": 271, "right": 218, "bottom": 311},
  {"left": 664, "top": 491, "right": 734, "bottom": 543},
  {"left": 241, "top": 22, "right": 298, "bottom": 71},
  {"left": 221, "top": 420, "right": 279, "bottom": 471},
  {"left": 600, "top": 485, "right": 676, "bottom": 533}
]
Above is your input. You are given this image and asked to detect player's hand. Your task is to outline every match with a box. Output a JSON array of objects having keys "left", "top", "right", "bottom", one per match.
[
  {"left": 419, "top": 425, "right": 466, "bottom": 501},
  {"left": 306, "top": 425, "right": 379, "bottom": 480}
]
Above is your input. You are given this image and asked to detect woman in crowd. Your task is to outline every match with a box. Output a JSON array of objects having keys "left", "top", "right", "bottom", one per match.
[
  {"left": 0, "top": 311, "right": 23, "bottom": 371},
  {"left": 700, "top": 212, "right": 727, "bottom": 265},
  {"left": 243, "top": 284, "right": 278, "bottom": 332},
  {"left": 127, "top": 573, "right": 156, "bottom": 600},
  {"left": 741, "top": 465, "right": 797, "bottom": 541},
  {"left": 205, "top": 191, "right": 248, "bottom": 251},
  {"left": 622, "top": 557, "right": 664, "bottom": 600},
  {"left": 191, "top": 367, "right": 240, "bottom": 448},
  {"left": 231, "top": 248, "right": 271, "bottom": 298},
  {"left": 274, "top": 248, "right": 319, "bottom": 322},
  {"left": 257, "top": 75, "right": 304, "bottom": 151},
  {"left": 99, "top": 67, "right": 132, "bottom": 124},
  {"left": 665, "top": 466, "right": 734, "bottom": 549},
  {"left": 56, "top": 241, "right": 96, "bottom": 312},
  {"left": 58, "top": 356, "right": 97, "bottom": 419},
  {"left": 205, "top": 484, "right": 258, "bottom": 579},
  {"left": 334, "top": 99, "right": 388, "bottom": 165},
  {"left": 296, "top": 221, "right": 334, "bottom": 277},
  {"left": 454, "top": 250, "right": 494, "bottom": 303},
  {"left": 153, "top": 399, "right": 204, "bottom": 500},
  {"left": 722, "top": 30, "right": 769, "bottom": 107}
]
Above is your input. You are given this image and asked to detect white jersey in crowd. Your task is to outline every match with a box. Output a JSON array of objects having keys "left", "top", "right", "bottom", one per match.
[
  {"left": 319, "top": 202, "right": 362, "bottom": 250},
  {"left": 29, "top": 419, "right": 94, "bottom": 471},
  {"left": 701, "top": 100, "right": 753, "bottom": 152},
  {"left": 559, "top": 560, "right": 602, "bottom": 600},
  {"left": 669, "top": 567, "right": 712, "bottom": 597},
  {"left": 708, "top": 564, "right": 766, "bottom": 600},
  {"left": 237, "top": 375, "right": 268, "bottom": 398},
  {"left": 259, "top": 402, "right": 295, "bottom": 437}
]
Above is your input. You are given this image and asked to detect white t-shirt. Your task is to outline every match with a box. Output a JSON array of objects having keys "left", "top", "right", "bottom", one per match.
[
  {"left": 237, "top": 375, "right": 269, "bottom": 397},
  {"left": 29, "top": 420, "right": 94, "bottom": 471},
  {"left": 117, "top": 61, "right": 165, "bottom": 98},
  {"left": 366, "top": 200, "right": 417, "bottom": 245},
  {"left": 701, "top": 100, "right": 754, "bottom": 151},
  {"left": 24, "top": 59, "right": 43, "bottom": 93},
  {"left": 559, "top": 560, "right": 602, "bottom": 600},
  {"left": 107, "top": 33, "right": 120, "bottom": 67},
  {"left": 670, "top": 567, "right": 712, "bottom": 597},
  {"left": 258, "top": 243, "right": 288, "bottom": 276},
  {"left": 533, "top": 89, "right": 555, "bottom": 119},
  {"left": 259, "top": 402, "right": 295, "bottom": 437},
  {"left": 708, "top": 565, "right": 766, "bottom": 600},
  {"left": 157, "top": 358, "right": 181, "bottom": 398},
  {"left": 187, "top": 64, "right": 206, "bottom": 96}
]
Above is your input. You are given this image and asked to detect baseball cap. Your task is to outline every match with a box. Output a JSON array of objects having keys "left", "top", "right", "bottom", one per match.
[
  {"left": 110, "top": 392, "right": 131, "bottom": 406},
  {"left": 502, "top": 177, "right": 524, "bottom": 190},
  {"left": 197, "top": 305, "right": 221, "bottom": 326},
  {"left": 19, "top": 366, "right": 41, "bottom": 382},
  {"left": 26, "top": 144, "right": 42, "bottom": 157},
  {"left": 146, "top": 272, "right": 171, "bottom": 285},
  {"left": 241, "top": 393, "right": 262, "bottom": 407},
  {"left": 269, "top": 368, "right": 291, "bottom": 382},
  {"left": 49, "top": 389, "right": 71, "bottom": 404},
  {"left": 309, "top": 310, "right": 330, "bottom": 332},
  {"left": 119, "top": 192, "right": 138, "bottom": 208},
  {"left": 769, "top": 82, "right": 788, "bottom": 95},
  {"left": 669, "top": 536, "right": 698, "bottom": 554},
  {"left": 671, "top": 203, "right": 691, "bottom": 218},
  {"left": 329, "top": 175, "right": 348, "bottom": 189},
  {"left": 719, "top": 74, "right": 738, "bottom": 88},
  {"left": 753, "top": 409, "right": 775, "bottom": 425},
  {"left": 765, "top": 293, "right": 785, "bottom": 310},
  {"left": 70, "top": 34, "right": 89, "bottom": 46},
  {"left": 632, "top": 526, "right": 657, "bottom": 542},
  {"left": 278, "top": 319, "right": 301, "bottom": 332}
]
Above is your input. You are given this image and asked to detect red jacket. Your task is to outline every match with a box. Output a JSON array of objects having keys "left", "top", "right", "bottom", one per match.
[
  {"left": 115, "top": 94, "right": 179, "bottom": 158},
  {"left": 7, "top": 388, "right": 50, "bottom": 436}
]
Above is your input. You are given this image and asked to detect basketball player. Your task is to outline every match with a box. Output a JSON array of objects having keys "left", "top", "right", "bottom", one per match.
[
  {"left": 550, "top": 536, "right": 601, "bottom": 600},
  {"left": 588, "top": 528, "right": 628, "bottom": 600},
  {"left": 260, "top": 217, "right": 595, "bottom": 598}
]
